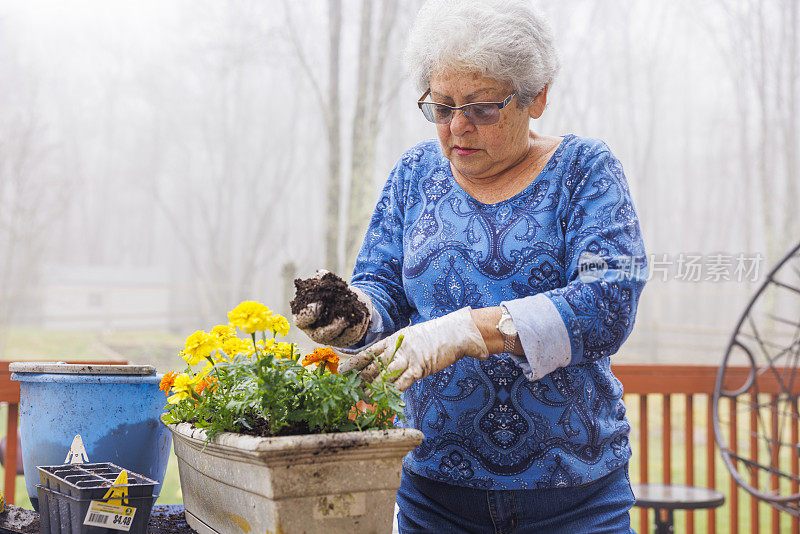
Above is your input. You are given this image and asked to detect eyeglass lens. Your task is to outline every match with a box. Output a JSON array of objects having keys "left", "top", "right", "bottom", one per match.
[{"left": 420, "top": 102, "right": 501, "bottom": 125}]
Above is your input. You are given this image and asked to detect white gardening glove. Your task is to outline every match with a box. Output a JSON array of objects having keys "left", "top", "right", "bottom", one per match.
[
  {"left": 291, "top": 269, "right": 373, "bottom": 347},
  {"left": 339, "top": 307, "right": 489, "bottom": 392}
]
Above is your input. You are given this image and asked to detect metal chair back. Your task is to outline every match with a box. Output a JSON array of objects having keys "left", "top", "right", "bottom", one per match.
[{"left": 713, "top": 240, "right": 800, "bottom": 517}]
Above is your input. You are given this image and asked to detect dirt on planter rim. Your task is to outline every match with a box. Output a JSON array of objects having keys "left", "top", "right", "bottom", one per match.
[{"left": 147, "top": 509, "right": 195, "bottom": 534}]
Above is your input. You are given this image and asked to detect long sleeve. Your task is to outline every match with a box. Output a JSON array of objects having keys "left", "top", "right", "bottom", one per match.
[
  {"left": 347, "top": 157, "right": 415, "bottom": 350},
  {"left": 504, "top": 146, "right": 647, "bottom": 380}
]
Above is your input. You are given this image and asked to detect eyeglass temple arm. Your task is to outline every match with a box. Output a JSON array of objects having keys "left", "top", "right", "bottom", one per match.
[{"left": 417, "top": 89, "right": 516, "bottom": 110}]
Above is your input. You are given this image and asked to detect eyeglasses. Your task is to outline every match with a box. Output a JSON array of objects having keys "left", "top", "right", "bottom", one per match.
[{"left": 417, "top": 89, "right": 517, "bottom": 125}]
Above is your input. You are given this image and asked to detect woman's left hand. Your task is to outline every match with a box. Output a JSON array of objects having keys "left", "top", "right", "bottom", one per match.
[{"left": 339, "top": 307, "right": 489, "bottom": 392}]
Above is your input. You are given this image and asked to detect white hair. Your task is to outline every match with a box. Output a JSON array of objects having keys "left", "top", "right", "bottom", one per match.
[{"left": 404, "top": 0, "right": 560, "bottom": 107}]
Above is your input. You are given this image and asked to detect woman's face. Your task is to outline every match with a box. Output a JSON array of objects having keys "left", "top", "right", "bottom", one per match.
[{"left": 429, "top": 69, "right": 539, "bottom": 181}]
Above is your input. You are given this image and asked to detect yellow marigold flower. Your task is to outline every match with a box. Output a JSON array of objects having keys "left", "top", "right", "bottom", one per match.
[
  {"left": 207, "top": 350, "right": 227, "bottom": 364},
  {"left": 301, "top": 347, "right": 339, "bottom": 374},
  {"left": 267, "top": 315, "right": 290, "bottom": 337},
  {"left": 172, "top": 373, "right": 194, "bottom": 391},
  {"left": 182, "top": 330, "right": 220, "bottom": 367},
  {"left": 222, "top": 337, "right": 252, "bottom": 359},
  {"left": 167, "top": 373, "right": 196, "bottom": 404},
  {"left": 159, "top": 372, "right": 177, "bottom": 397},
  {"left": 273, "top": 342, "right": 295, "bottom": 359},
  {"left": 210, "top": 324, "right": 236, "bottom": 341},
  {"left": 167, "top": 391, "right": 190, "bottom": 405},
  {"left": 228, "top": 301, "right": 272, "bottom": 334},
  {"left": 249, "top": 339, "right": 268, "bottom": 358},
  {"left": 254, "top": 338, "right": 293, "bottom": 359}
]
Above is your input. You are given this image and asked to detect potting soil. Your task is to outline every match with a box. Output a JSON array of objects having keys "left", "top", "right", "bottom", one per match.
[{"left": 290, "top": 272, "right": 368, "bottom": 330}]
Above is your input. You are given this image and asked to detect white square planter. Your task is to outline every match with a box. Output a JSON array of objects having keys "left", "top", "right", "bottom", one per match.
[{"left": 166, "top": 421, "right": 423, "bottom": 534}]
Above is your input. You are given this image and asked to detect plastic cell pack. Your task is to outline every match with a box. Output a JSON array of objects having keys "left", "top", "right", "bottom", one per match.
[{"left": 36, "top": 462, "right": 158, "bottom": 534}]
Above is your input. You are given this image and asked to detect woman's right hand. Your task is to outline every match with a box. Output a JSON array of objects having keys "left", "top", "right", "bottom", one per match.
[
  {"left": 339, "top": 307, "right": 489, "bottom": 391},
  {"left": 291, "top": 270, "right": 372, "bottom": 347}
]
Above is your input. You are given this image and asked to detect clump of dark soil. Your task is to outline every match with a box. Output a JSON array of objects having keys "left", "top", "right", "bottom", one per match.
[
  {"left": 240, "top": 417, "right": 312, "bottom": 437},
  {"left": 235, "top": 417, "right": 362, "bottom": 451},
  {"left": 188, "top": 413, "right": 314, "bottom": 438},
  {"left": 290, "top": 272, "right": 368, "bottom": 329}
]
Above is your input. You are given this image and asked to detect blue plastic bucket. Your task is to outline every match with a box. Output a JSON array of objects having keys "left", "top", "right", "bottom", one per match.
[{"left": 10, "top": 363, "right": 172, "bottom": 511}]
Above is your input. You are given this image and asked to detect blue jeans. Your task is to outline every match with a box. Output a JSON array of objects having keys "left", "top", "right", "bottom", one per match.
[{"left": 396, "top": 465, "right": 636, "bottom": 534}]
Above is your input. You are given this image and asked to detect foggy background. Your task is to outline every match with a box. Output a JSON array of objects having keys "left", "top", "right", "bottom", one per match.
[{"left": 1, "top": 0, "right": 798, "bottom": 368}]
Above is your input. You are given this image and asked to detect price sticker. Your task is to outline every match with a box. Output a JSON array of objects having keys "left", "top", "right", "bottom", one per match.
[{"left": 83, "top": 501, "right": 137, "bottom": 531}]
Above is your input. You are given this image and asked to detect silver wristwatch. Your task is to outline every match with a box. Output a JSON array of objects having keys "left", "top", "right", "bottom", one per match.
[{"left": 496, "top": 305, "right": 518, "bottom": 353}]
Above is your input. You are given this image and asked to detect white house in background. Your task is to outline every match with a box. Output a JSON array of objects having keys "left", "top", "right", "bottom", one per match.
[{"left": 34, "top": 264, "right": 170, "bottom": 330}]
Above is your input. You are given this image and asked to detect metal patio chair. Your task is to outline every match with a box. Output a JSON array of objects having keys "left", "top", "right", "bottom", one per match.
[{"left": 713, "top": 240, "right": 800, "bottom": 517}]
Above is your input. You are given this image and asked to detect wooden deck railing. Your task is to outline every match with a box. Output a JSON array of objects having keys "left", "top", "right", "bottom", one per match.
[
  {"left": 0, "top": 360, "right": 127, "bottom": 505},
  {"left": 2, "top": 360, "right": 797, "bottom": 531},
  {"left": 616, "top": 364, "right": 799, "bottom": 534}
]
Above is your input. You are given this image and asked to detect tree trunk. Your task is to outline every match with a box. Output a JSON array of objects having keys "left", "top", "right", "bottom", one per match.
[
  {"left": 782, "top": 0, "right": 799, "bottom": 247},
  {"left": 749, "top": 0, "right": 779, "bottom": 260},
  {"left": 345, "top": 0, "right": 375, "bottom": 274},
  {"left": 345, "top": 0, "right": 399, "bottom": 275},
  {"left": 280, "top": 261, "right": 298, "bottom": 319},
  {"left": 325, "top": 0, "right": 342, "bottom": 271}
]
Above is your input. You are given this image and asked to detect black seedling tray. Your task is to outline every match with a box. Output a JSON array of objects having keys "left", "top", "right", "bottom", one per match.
[
  {"left": 36, "top": 484, "right": 156, "bottom": 534},
  {"left": 37, "top": 462, "right": 157, "bottom": 501}
]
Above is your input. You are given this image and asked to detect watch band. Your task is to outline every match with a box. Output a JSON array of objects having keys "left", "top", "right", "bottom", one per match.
[
  {"left": 503, "top": 331, "right": 517, "bottom": 353},
  {"left": 497, "top": 305, "right": 518, "bottom": 354}
]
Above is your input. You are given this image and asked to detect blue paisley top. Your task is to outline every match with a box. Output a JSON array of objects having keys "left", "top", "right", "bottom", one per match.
[{"left": 350, "top": 134, "right": 647, "bottom": 489}]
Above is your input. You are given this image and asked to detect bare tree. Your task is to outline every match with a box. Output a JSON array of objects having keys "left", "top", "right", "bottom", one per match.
[
  {"left": 0, "top": 102, "right": 66, "bottom": 354},
  {"left": 285, "top": 0, "right": 402, "bottom": 274},
  {"left": 345, "top": 0, "right": 400, "bottom": 268},
  {"left": 327, "top": 0, "right": 344, "bottom": 271},
  {"left": 285, "top": 0, "right": 342, "bottom": 271},
  {"left": 710, "top": 0, "right": 800, "bottom": 260},
  {"left": 139, "top": 2, "right": 305, "bottom": 323},
  {"left": 0, "top": 13, "right": 65, "bottom": 350}
]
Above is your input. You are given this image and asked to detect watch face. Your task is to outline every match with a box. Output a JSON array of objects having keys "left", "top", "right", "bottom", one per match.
[{"left": 498, "top": 315, "right": 517, "bottom": 336}]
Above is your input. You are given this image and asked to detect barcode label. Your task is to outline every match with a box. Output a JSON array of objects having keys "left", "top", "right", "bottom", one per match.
[
  {"left": 83, "top": 501, "right": 136, "bottom": 531},
  {"left": 87, "top": 512, "right": 108, "bottom": 524}
]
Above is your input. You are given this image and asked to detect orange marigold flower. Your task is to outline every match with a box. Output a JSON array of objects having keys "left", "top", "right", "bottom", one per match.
[
  {"left": 348, "top": 400, "right": 372, "bottom": 421},
  {"left": 159, "top": 372, "right": 178, "bottom": 397},
  {"left": 348, "top": 400, "right": 392, "bottom": 425},
  {"left": 301, "top": 347, "right": 339, "bottom": 374},
  {"left": 194, "top": 376, "right": 217, "bottom": 395}
]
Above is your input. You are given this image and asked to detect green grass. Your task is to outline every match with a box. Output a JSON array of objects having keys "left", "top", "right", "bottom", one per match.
[
  {"left": 4, "top": 327, "right": 114, "bottom": 361},
  {"left": 625, "top": 393, "right": 797, "bottom": 534},
  {"left": 0, "top": 328, "right": 186, "bottom": 508},
  {"left": 2, "top": 327, "right": 184, "bottom": 369}
]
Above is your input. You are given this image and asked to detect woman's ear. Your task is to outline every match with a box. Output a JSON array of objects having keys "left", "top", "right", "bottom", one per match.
[{"left": 528, "top": 85, "right": 549, "bottom": 119}]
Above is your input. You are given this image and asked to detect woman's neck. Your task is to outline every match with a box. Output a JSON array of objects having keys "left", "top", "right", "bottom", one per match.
[{"left": 451, "top": 132, "right": 562, "bottom": 204}]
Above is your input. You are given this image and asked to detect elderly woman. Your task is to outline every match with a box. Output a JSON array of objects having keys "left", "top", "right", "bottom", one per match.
[{"left": 293, "top": 0, "right": 647, "bottom": 532}]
